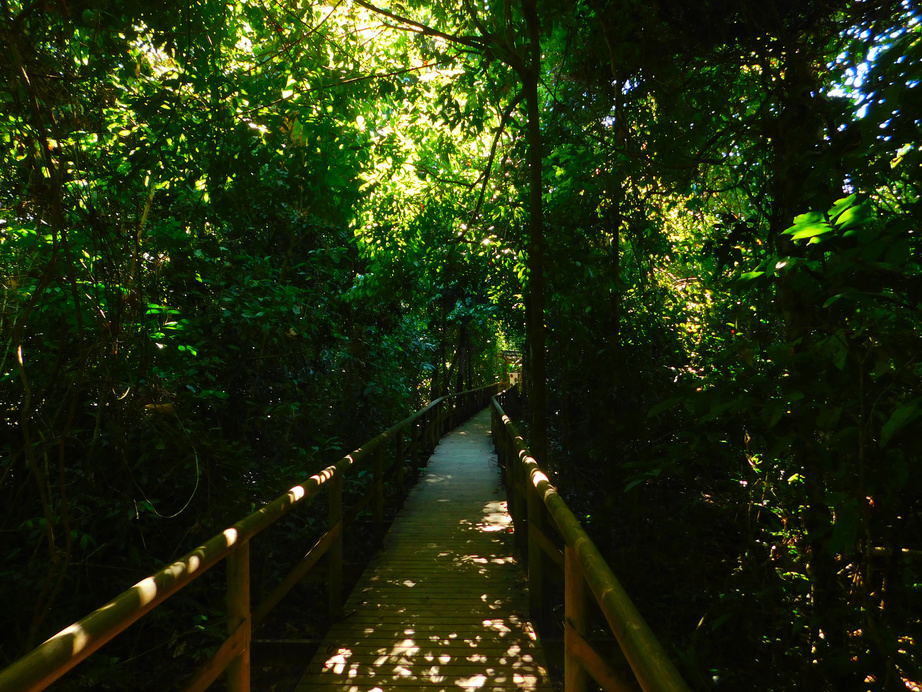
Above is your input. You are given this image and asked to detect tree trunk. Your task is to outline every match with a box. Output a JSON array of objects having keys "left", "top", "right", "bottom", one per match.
[
  {"left": 770, "top": 47, "right": 852, "bottom": 688},
  {"left": 522, "top": 0, "right": 547, "bottom": 467}
]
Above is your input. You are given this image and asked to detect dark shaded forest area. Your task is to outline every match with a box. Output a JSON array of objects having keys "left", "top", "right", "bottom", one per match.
[{"left": 1, "top": 0, "right": 920, "bottom": 689}]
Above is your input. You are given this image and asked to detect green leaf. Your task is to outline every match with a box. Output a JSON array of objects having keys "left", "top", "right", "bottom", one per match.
[
  {"left": 816, "top": 406, "right": 842, "bottom": 429},
  {"left": 834, "top": 202, "right": 871, "bottom": 229},
  {"left": 699, "top": 400, "right": 734, "bottom": 423},
  {"left": 829, "top": 497, "right": 861, "bottom": 556},
  {"left": 624, "top": 478, "right": 645, "bottom": 493},
  {"left": 880, "top": 403, "right": 922, "bottom": 447},
  {"left": 823, "top": 334, "right": 848, "bottom": 371},
  {"left": 827, "top": 194, "right": 857, "bottom": 220},
  {"left": 647, "top": 396, "right": 683, "bottom": 418},
  {"left": 822, "top": 292, "right": 851, "bottom": 308},
  {"left": 791, "top": 211, "right": 824, "bottom": 225},
  {"left": 765, "top": 402, "right": 783, "bottom": 428},
  {"left": 790, "top": 223, "right": 832, "bottom": 241},
  {"left": 884, "top": 237, "right": 910, "bottom": 266}
]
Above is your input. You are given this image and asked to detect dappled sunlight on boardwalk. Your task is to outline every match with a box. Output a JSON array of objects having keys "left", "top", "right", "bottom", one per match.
[{"left": 297, "top": 409, "right": 550, "bottom": 691}]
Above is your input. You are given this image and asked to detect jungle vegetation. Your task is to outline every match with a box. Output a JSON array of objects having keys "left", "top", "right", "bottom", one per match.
[{"left": 1, "top": 0, "right": 920, "bottom": 689}]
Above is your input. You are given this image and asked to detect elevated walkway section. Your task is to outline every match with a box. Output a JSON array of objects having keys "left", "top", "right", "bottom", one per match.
[{"left": 297, "top": 408, "right": 552, "bottom": 691}]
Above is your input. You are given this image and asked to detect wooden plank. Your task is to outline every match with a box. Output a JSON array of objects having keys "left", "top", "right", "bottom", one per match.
[
  {"left": 301, "top": 685, "right": 543, "bottom": 691},
  {"left": 314, "top": 637, "right": 542, "bottom": 650},
  {"left": 349, "top": 592, "right": 522, "bottom": 601},
  {"left": 326, "top": 615, "right": 531, "bottom": 624},
  {"left": 326, "top": 621, "right": 532, "bottom": 630},
  {"left": 297, "top": 409, "right": 552, "bottom": 692}
]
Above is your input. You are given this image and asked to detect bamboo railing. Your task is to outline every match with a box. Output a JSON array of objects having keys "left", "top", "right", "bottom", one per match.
[
  {"left": 490, "top": 392, "right": 691, "bottom": 692},
  {"left": 0, "top": 383, "right": 501, "bottom": 692}
]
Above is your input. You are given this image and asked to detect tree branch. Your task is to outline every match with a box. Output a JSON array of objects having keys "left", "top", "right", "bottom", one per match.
[
  {"left": 469, "top": 90, "right": 525, "bottom": 227},
  {"left": 352, "top": 0, "right": 487, "bottom": 50},
  {"left": 409, "top": 162, "right": 478, "bottom": 189},
  {"left": 237, "top": 58, "right": 455, "bottom": 117}
]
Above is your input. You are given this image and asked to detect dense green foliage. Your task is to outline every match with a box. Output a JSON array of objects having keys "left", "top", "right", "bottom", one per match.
[
  {"left": 1, "top": 0, "right": 920, "bottom": 690},
  {"left": 0, "top": 0, "right": 504, "bottom": 668}
]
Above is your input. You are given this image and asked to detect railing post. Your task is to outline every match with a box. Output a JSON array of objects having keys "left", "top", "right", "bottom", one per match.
[
  {"left": 514, "top": 439, "right": 527, "bottom": 555},
  {"left": 491, "top": 405, "right": 498, "bottom": 455},
  {"left": 226, "top": 541, "right": 251, "bottom": 692},
  {"left": 409, "top": 420, "right": 419, "bottom": 473},
  {"left": 328, "top": 473, "right": 343, "bottom": 619},
  {"left": 565, "top": 545, "right": 588, "bottom": 692},
  {"left": 424, "top": 410, "right": 432, "bottom": 450},
  {"left": 396, "top": 429, "right": 405, "bottom": 497},
  {"left": 527, "top": 468, "right": 547, "bottom": 628},
  {"left": 374, "top": 445, "right": 385, "bottom": 543}
]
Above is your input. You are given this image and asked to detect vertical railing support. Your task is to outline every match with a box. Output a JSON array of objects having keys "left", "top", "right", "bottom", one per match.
[
  {"left": 565, "top": 545, "right": 589, "bottom": 692},
  {"left": 409, "top": 420, "right": 419, "bottom": 474},
  {"left": 396, "top": 430, "right": 405, "bottom": 497},
  {"left": 424, "top": 410, "right": 433, "bottom": 451},
  {"left": 514, "top": 440, "right": 527, "bottom": 555},
  {"left": 328, "top": 473, "right": 343, "bottom": 619},
  {"left": 527, "top": 470, "right": 546, "bottom": 628},
  {"left": 374, "top": 445, "right": 385, "bottom": 543},
  {"left": 226, "top": 541, "right": 251, "bottom": 692}
]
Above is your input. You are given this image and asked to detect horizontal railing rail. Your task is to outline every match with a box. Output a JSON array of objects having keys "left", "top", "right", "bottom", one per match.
[
  {"left": 490, "top": 393, "right": 690, "bottom": 692},
  {"left": 0, "top": 383, "right": 501, "bottom": 692}
]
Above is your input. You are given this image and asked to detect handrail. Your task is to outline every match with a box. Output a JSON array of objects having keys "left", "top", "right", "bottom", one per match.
[
  {"left": 0, "top": 383, "right": 501, "bottom": 692},
  {"left": 490, "top": 394, "right": 690, "bottom": 692}
]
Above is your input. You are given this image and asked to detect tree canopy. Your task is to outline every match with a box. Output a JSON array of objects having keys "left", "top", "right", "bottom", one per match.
[{"left": 1, "top": 0, "right": 920, "bottom": 689}]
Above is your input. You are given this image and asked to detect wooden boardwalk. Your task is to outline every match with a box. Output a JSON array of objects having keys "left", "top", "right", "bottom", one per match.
[{"left": 297, "top": 408, "right": 553, "bottom": 692}]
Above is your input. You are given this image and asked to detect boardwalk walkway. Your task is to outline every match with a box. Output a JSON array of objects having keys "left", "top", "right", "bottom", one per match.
[{"left": 297, "top": 408, "right": 553, "bottom": 691}]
